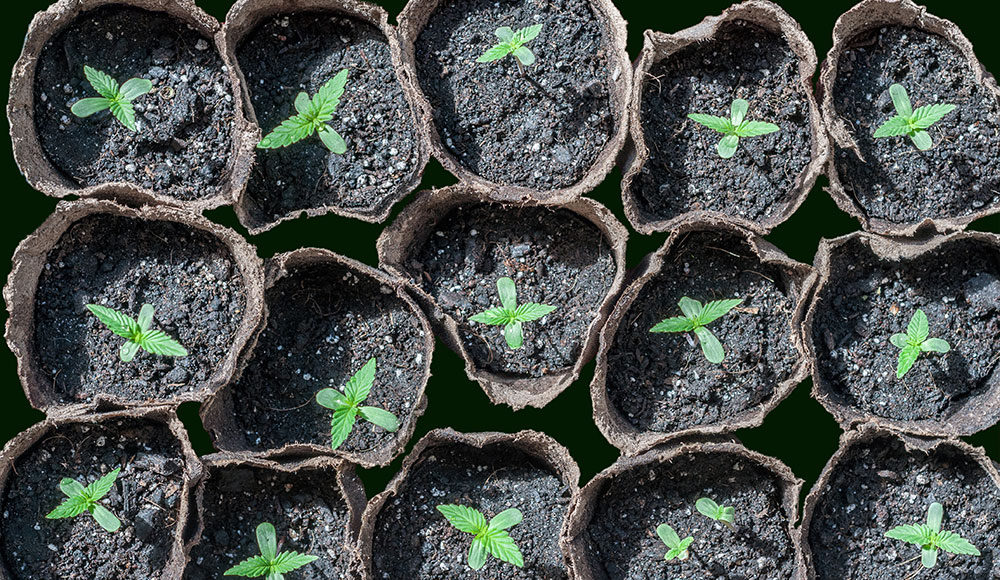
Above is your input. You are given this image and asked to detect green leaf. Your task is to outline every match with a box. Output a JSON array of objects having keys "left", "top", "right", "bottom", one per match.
[
  {"left": 503, "top": 321, "right": 524, "bottom": 349},
  {"left": 517, "top": 23, "right": 543, "bottom": 43},
  {"left": 316, "top": 388, "right": 348, "bottom": 410},
  {"left": 513, "top": 46, "right": 535, "bottom": 66},
  {"left": 84, "top": 467, "right": 120, "bottom": 501},
  {"left": 329, "top": 407, "right": 357, "bottom": 450},
  {"left": 470, "top": 307, "right": 512, "bottom": 325},
  {"left": 936, "top": 531, "right": 980, "bottom": 556},
  {"left": 137, "top": 303, "right": 154, "bottom": 332},
  {"left": 46, "top": 495, "right": 89, "bottom": 519},
  {"left": 358, "top": 406, "right": 399, "bottom": 432},
  {"left": 71, "top": 97, "right": 112, "bottom": 118},
  {"left": 911, "top": 103, "right": 955, "bottom": 129},
  {"left": 477, "top": 45, "right": 511, "bottom": 63},
  {"left": 656, "top": 523, "right": 681, "bottom": 548},
  {"left": 907, "top": 310, "right": 929, "bottom": 344},
  {"left": 910, "top": 130, "right": 933, "bottom": 150},
  {"left": 318, "top": 127, "right": 347, "bottom": 154},
  {"left": 119, "top": 341, "right": 141, "bottom": 362},
  {"left": 695, "top": 497, "right": 720, "bottom": 518},
  {"left": 873, "top": 116, "right": 912, "bottom": 138},
  {"left": 889, "top": 333, "right": 909, "bottom": 349},
  {"left": 717, "top": 134, "right": 739, "bottom": 158},
  {"left": 489, "top": 508, "right": 523, "bottom": 530},
  {"left": 494, "top": 27, "right": 515, "bottom": 42},
  {"left": 921, "top": 547, "right": 938, "bottom": 568},
  {"left": 697, "top": 298, "right": 742, "bottom": 325},
  {"left": 665, "top": 535, "right": 693, "bottom": 561},
  {"left": 258, "top": 114, "right": 315, "bottom": 149},
  {"left": 437, "top": 504, "right": 487, "bottom": 534},
  {"left": 224, "top": 555, "right": 272, "bottom": 577},
  {"left": 687, "top": 113, "right": 731, "bottom": 133},
  {"left": 896, "top": 344, "right": 921, "bottom": 378},
  {"left": 271, "top": 551, "right": 319, "bottom": 573},
  {"left": 137, "top": 329, "right": 188, "bottom": 357},
  {"left": 885, "top": 524, "right": 934, "bottom": 546},
  {"left": 87, "top": 304, "right": 139, "bottom": 340},
  {"left": 294, "top": 92, "right": 310, "bottom": 115},
  {"left": 109, "top": 100, "right": 137, "bottom": 131},
  {"left": 84, "top": 65, "right": 119, "bottom": 100},
  {"left": 315, "top": 69, "right": 349, "bottom": 112},
  {"left": 730, "top": 99, "right": 749, "bottom": 126},
  {"left": 497, "top": 277, "right": 518, "bottom": 310},
  {"left": 694, "top": 326, "right": 725, "bottom": 364},
  {"left": 512, "top": 302, "right": 556, "bottom": 323},
  {"left": 119, "top": 78, "right": 152, "bottom": 101},
  {"left": 91, "top": 504, "right": 121, "bottom": 532},
  {"left": 344, "top": 357, "right": 377, "bottom": 404},
  {"left": 59, "top": 477, "right": 86, "bottom": 498},
  {"left": 735, "top": 120, "right": 780, "bottom": 137},
  {"left": 678, "top": 297, "right": 703, "bottom": 320},
  {"left": 889, "top": 84, "right": 912, "bottom": 117},
  {"left": 926, "top": 502, "right": 943, "bottom": 533},
  {"left": 257, "top": 522, "right": 278, "bottom": 561},
  {"left": 921, "top": 338, "right": 951, "bottom": 353},
  {"left": 468, "top": 537, "right": 488, "bottom": 570},
  {"left": 484, "top": 530, "right": 524, "bottom": 567},
  {"left": 650, "top": 316, "right": 696, "bottom": 333}
]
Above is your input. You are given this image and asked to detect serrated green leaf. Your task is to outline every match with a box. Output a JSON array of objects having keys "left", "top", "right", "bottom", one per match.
[
  {"left": 730, "top": 99, "right": 749, "bottom": 126},
  {"left": 271, "top": 550, "right": 319, "bottom": 573},
  {"left": 678, "top": 297, "right": 703, "bottom": 320},
  {"left": 885, "top": 524, "right": 934, "bottom": 545},
  {"left": 329, "top": 406, "right": 357, "bottom": 450},
  {"left": 484, "top": 530, "right": 524, "bottom": 567},
  {"left": 91, "top": 504, "right": 121, "bottom": 532},
  {"left": 687, "top": 113, "right": 731, "bottom": 133},
  {"left": 921, "top": 337, "right": 951, "bottom": 353},
  {"left": 513, "top": 46, "right": 535, "bottom": 66},
  {"left": 84, "top": 467, "right": 119, "bottom": 501},
  {"left": 470, "top": 307, "right": 513, "bottom": 325},
  {"left": 911, "top": 103, "right": 955, "bottom": 129},
  {"left": 437, "top": 504, "right": 487, "bottom": 534},
  {"left": 318, "top": 127, "right": 347, "bottom": 154},
  {"left": 477, "top": 45, "right": 511, "bottom": 63},
  {"left": 889, "top": 84, "right": 912, "bottom": 117},
  {"left": 896, "top": 344, "right": 921, "bottom": 378},
  {"left": 503, "top": 321, "right": 524, "bottom": 349},
  {"left": 910, "top": 130, "right": 933, "bottom": 150},
  {"left": 736, "top": 120, "right": 780, "bottom": 137},
  {"left": 936, "top": 530, "right": 980, "bottom": 556},
  {"left": 119, "top": 77, "right": 152, "bottom": 101},
  {"left": 358, "top": 406, "right": 399, "bottom": 432},
  {"left": 517, "top": 23, "right": 543, "bottom": 43},
  {"left": 343, "top": 357, "right": 376, "bottom": 404},
  {"left": 120, "top": 341, "right": 141, "bottom": 362},
  {"left": 488, "top": 508, "right": 523, "bottom": 530},
  {"left": 71, "top": 97, "right": 113, "bottom": 118},
  {"left": 258, "top": 114, "right": 316, "bottom": 149},
  {"left": 717, "top": 134, "right": 739, "bottom": 158},
  {"left": 138, "top": 329, "right": 188, "bottom": 357},
  {"left": 316, "top": 388, "right": 348, "bottom": 410},
  {"left": 694, "top": 326, "right": 725, "bottom": 364},
  {"left": 468, "top": 537, "right": 488, "bottom": 570},
  {"left": 650, "top": 316, "right": 696, "bottom": 333},
  {"left": 513, "top": 302, "right": 556, "bottom": 323},
  {"left": 697, "top": 298, "right": 742, "bottom": 325},
  {"left": 873, "top": 116, "right": 912, "bottom": 138},
  {"left": 46, "top": 495, "right": 89, "bottom": 519},
  {"left": 84, "top": 65, "right": 119, "bottom": 100},
  {"left": 497, "top": 277, "right": 518, "bottom": 310},
  {"left": 87, "top": 304, "right": 139, "bottom": 340},
  {"left": 224, "top": 555, "right": 272, "bottom": 577},
  {"left": 109, "top": 100, "right": 137, "bottom": 131},
  {"left": 316, "top": 70, "right": 348, "bottom": 111},
  {"left": 907, "top": 309, "right": 929, "bottom": 343}
]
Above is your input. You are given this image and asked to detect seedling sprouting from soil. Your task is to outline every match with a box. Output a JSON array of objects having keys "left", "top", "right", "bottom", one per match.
[
  {"left": 873, "top": 84, "right": 956, "bottom": 150},
  {"left": 656, "top": 523, "right": 694, "bottom": 561},
  {"left": 890, "top": 309, "right": 950, "bottom": 379},
  {"left": 477, "top": 24, "right": 543, "bottom": 75},
  {"left": 687, "top": 99, "right": 780, "bottom": 158},
  {"left": 46, "top": 467, "right": 122, "bottom": 533},
  {"left": 650, "top": 296, "right": 742, "bottom": 364},
  {"left": 469, "top": 276, "right": 557, "bottom": 350},
  {"left": 87, "top": 303, "right": 188, "bottom": 362},
  {"left": 70, "top": 65, "right": 152, "bottom": 132},
  {"left": 315, "top": 357, "right": 399, "bottom": 450},
  {"left": 884, "top": 502, "right": 980, "bottom": 569},
  {"left": 224, "top": 522, "right": 318, "bottom": 578},
  {"left": 259, "top": 69, "right": 349, "bottom": 153},
  {"left": 696, "top": 497, "right": 735, "bottom": 530},
  {"left": 436, "top": 504, "right": 524, "bottom": 570}
]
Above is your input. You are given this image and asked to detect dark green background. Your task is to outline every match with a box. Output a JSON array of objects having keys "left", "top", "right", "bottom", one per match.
[{"left": 1, "top": 0, "right": 997, "bottom": 504}]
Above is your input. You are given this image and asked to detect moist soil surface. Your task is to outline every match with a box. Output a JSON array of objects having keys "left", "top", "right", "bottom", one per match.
[
  {"left": 0, "top": 418, "right": 187, "bottom": 580},
  {"left": 228, "top": 262, "right": 426, "bottom": 454},
  {"left": 811, "top": 236, "right": 1000, "bottom": 423},
  {"left": 413, "top": 0, "right": 616, "bottom": 189},
  {"left": 33, "top": 214, "right": 247, "bottom": 406},
  {"left": 185, "top": 464, "right": 354, "bottom": 578},
  {"left": 32, "top": 6, "right": 236, "bottom": 201},
  {"left": 371, "top": 443, "right": 571, "bottom": 579},
  {"left": 831, "top": 26, "right": 1000, "bottom": 224},
  {"left": 584, "top": 451, "right": 797, "bottom": 579},
  {"left": 605, "top": 230, "right": 799, "bottom": 434},
  {"left": 236, "top": 12, "right": 421, "bottom": 226},
  {"left": 632, "top": 20, "right": 811, "bottom": 225},
  {"left": 402, "top": 203, "right": 616, "bottom": 378},
  {"left": 807, "top": 436, "right": 1000, "bottom": 579}
]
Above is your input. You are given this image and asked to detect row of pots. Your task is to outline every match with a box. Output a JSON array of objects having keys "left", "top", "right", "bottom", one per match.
[
  {"left": 2, "top": 409, "right": 997, "bottom": 578},
  {"left": 9, "top": 0, "right": 1000, "bottom": 236}
]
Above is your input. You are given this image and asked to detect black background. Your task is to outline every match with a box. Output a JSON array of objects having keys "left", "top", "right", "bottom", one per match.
[{"left": 1, "top": 0, "right": 997, "bottom": 504}]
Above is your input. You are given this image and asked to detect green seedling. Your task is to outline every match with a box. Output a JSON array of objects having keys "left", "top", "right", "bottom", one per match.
[
  {"left": 885, "top": 502, "right": 980, "bottom": 569},
  {"left": 477, "top": 24, "right": 543, "bottom": 74},
  {"left": 687, "top": 98, "right": 779, "bottom": 158},
  {"left": 469, "top": 276, "right": 557, "bottom": 350},
  {"left": 259, "top": 69, "right": 349, "bottom": 153},
  {"left": 873, "top": 84, "right": 956, "bottom": 150},
  {"left": 87, "top": 303, "right": 187, "bottom": 362},
  {"left": 70, "top": 65, "right": 152, "bottom": 131},
  {"left": 224, "top": 522, "right": 318, "bottom": 579},
  {"left": 46, "top": 467, "right": 122, "bottom": 533},
  {"left": 650, "top": 296, "right": 742, "bottom": 364},
  {"left": 315, "top": 357, "right": 399, "bottom": 450},
  {"left": 696, "top": 497, "right": 735, "bottom": 530},
  {"left": 656, "top": 523, "right": 694, "bottom": 561},
  {"left": 436, "top": 504, "right": 524, "bottom": 570},
  {"left": 890, "top": 309, "right": 950, "bottom": 379}
]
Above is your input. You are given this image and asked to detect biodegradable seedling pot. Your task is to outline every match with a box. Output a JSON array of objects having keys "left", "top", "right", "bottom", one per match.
[
  {"left": 801, "top": 424, "right": 1000, "bottom": 579},
  {"left": 563, "top": 438, "right": 804, "bottom": 579},
  {"left": 804, "top": 231, "right": 1000, "bottom": 437},
  {"left": 0, "top": 407, "right": 201, "bottom": 580},
  {"left": 224, "top": 0, "right": 429, "bottom": 234},
  {"left": 621, "top": 0, "right": 828, "bottom": 235},
  {"left": 358, "top": 428, "right": 579, "bottom": 579},
  {"left": 377, "top": 186, "right": 628, "bottom": 410},
  {"left": 397, "top": 0, "right": 631, "bottom": 202},
  {"left": 592, "top": 218, "right": 815, "bottom": 455},
  {"left": 201, "top": 248, "right": 433, "bottom": 468},
  {"left": 4, "top": 198, "right": 265, "bottom": 417},
  {"left": 819, "top": 0, "right": 1000, "bottom": 236},
  {"left": 8, "top": 0, "right": 257, "bottom": 211},
  {"left": 183, "top": 453, "right": 366, "bottom": 578}
]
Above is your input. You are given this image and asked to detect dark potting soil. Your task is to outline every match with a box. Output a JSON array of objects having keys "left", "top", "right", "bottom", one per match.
[
  {"left": 585, "top": 450, "right": 797, "bottom": 579},
  {"left": 371, "top": 443, "right": 571, "bottom": 579},
  {"left": 184, "top": 464, "right": 354, "bottom": 579},
  {"left": 236, "top": 12, "right": 421, "bottom": 225},
  {"left": 229, "top": 262, "right": 426, "bottom": 454},
  {"left": 605, "top": 231, "right": 799, "bottom": 434},
  {"left": 831, "top": 26, "right": 1000, "bottom": 224},
  {"left": 404, "top": 204, "right": 615, "bottom": 378},
  {"left": 32, "top": 215, "right": 247, "bottom": 406},
  {"left": 811, "top": 236, "right": 1000, "bottom": 422},
  {"left": 413, "top": 0, "right": 616, "bottom": 189},
  {"left": 32, "top": 6, "right": 236, "bottom": 200},
  {"left": 0, "top": 418, "right": 187, "bottom": 580},
  {"left": 808, "top": 436, "right": 1000, "bottom": 579},
  {"left": 632, "top": 21, "right": 812, "bottom": 225}
]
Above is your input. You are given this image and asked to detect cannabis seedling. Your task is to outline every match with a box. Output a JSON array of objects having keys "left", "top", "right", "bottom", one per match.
[
  {"left": 259, "top": 69, "right": 349, "bottom": 153},
  {"left": 46, "top": 467, "right": 122, "bottom": 533},
  {"left": 70, "top": 65, "right": 152, "bottom": 132},
  {"left": 469, "top": 277, "right": 557, "bottom": 350},
  {"left": 885, "top": 502, "right": 980, "bottom": 569},
  {"left": 873, "top": 84, "right": 956, "bottom": 150},
  {"left": 650, "top": 296, "right": 742, "bottom": 364},
  {"left": 436, "top": 504, "right": 524, "bottom": 570},
  {"left": 687, "top": 98, "right": 780, "bottom": 158},
  {"left": 477, "top": 24, "right": 543, "bottom": 74},
  {"left": 225, "top": 522, "right": 318, "bottom": 579},
  {"left": 696, "top": 497, "right": 735, "bottom": 530},
  {"left": 890, "top": 309, "right": 950, "bottom": 379},
  {"left": 315, "top": 357, "right": 399, "bottom": 450},
  {"left": 656, "top": 523, "right": 694, "bottom": 561},
  {"left": 87, "top": 303, "right": 188, "bottom": 362}
]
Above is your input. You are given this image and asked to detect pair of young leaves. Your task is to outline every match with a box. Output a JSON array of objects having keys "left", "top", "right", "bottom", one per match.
[
  {"left": 225, "top": 522, "right": 318, "bottom": 579},
  {"left": 890, "top": 309, "right": 950, "bottom": 378},
  {"left": 70, "top": 65, "right": 152, "bottom": 132},
  {"left": 885, "top": 502, "right": 980, "bottom": 569},
  {"left": 46, "top": 467, "right": 122, "bottom": 533},
  {"left": 687, "top": 98, "right": 779, "bottom": 159},
  {"left": 658, "top": 497, "right": 735, "bottom": 561},
  {"left": 470, "top": 277, "right": 557, "bottom": 350},
  {"left": 315, "top": 357, "right": 399, "bottom": 450},
  {"left": 87, "top": 303, "right": 188, "bottom": 362},
  {"left": 437, "top": 504, "right": 524, "bottom": 570},
  {"left": 259, "top": 69, "right": 349, "bottom": 153},
  {"left": 650, "top": 296, "right": 742, "bottom": 364},
  {"left": 873, "top": 84, "right": 956, "bottom": 150},
  {"left": 477, "top": 24, "right": 543, "bottom": 68}
]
